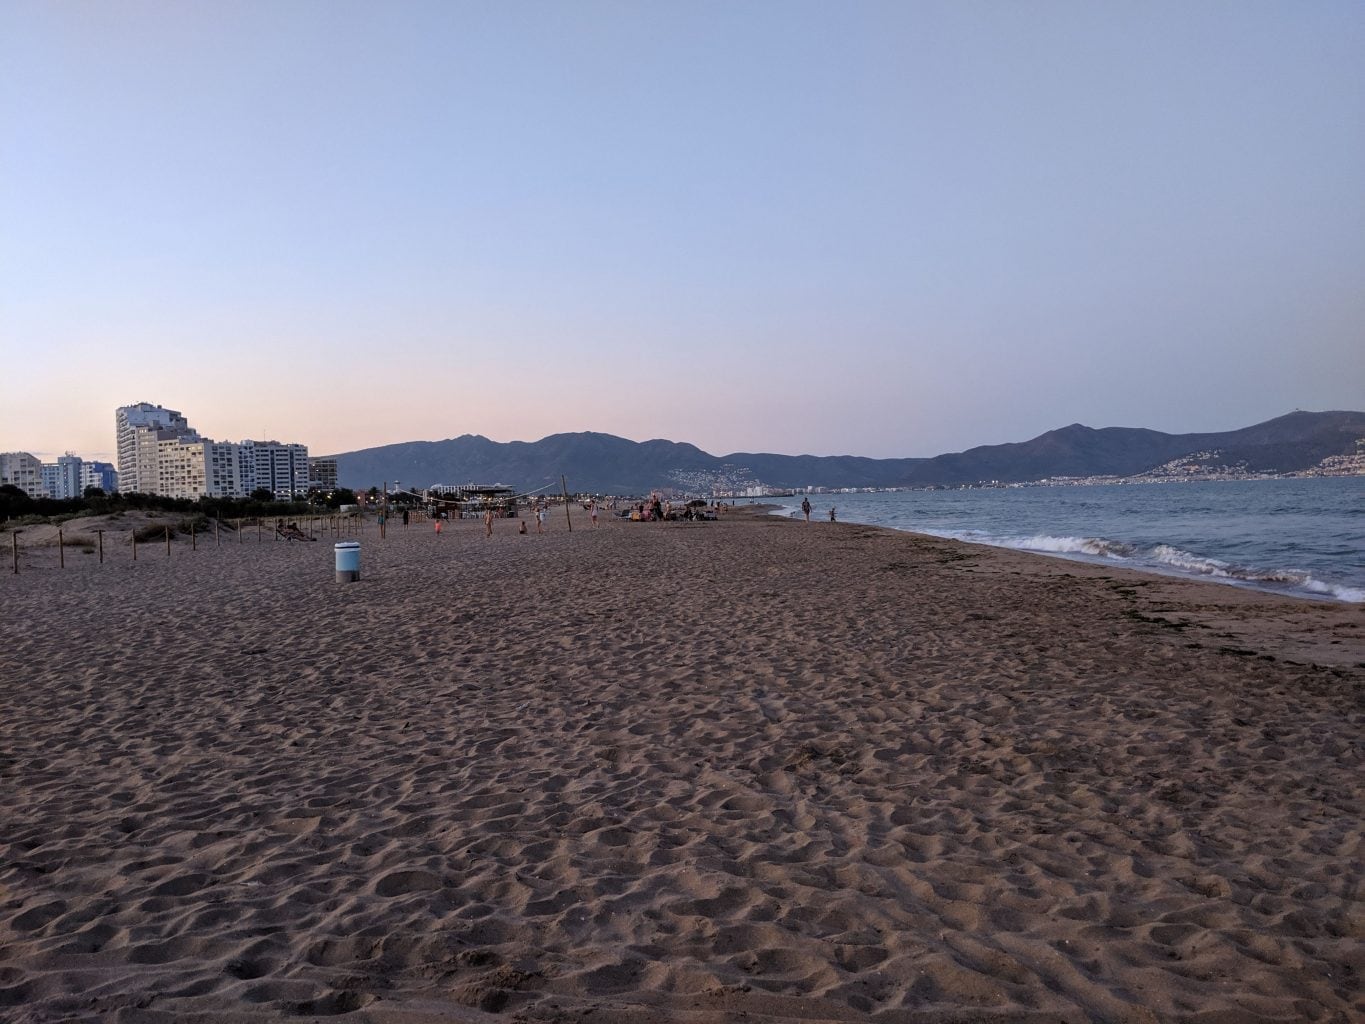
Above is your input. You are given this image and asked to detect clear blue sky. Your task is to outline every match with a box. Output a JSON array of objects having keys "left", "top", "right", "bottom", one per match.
[{"left": 2, "top": 1, "right": 1362, "bottom": 462}]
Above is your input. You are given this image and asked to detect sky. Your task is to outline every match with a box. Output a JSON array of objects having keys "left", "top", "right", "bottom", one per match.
[{"left": 2, "top": 1, "right": 1362, "bottom": 463}]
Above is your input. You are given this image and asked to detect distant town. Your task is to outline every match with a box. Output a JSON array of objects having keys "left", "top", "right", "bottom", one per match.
[
  {"left": 683, "top": 442, "right": 1365, "bottom": 498},
  {"left": 1, "top": 402, "right": 331, "bottom": 502}
]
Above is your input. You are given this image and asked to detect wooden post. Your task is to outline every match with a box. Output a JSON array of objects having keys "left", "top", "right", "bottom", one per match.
[
  {"left": 12, "top": 530, "right": 18, "bottom": 574},
  {"left": 59, "top": 527, "right": 64, "bottom": 568},
  {"left": 98, "top": 530, "right": 104, "bottom": 564},
  {"left": 562, "top": 476, "right": 573, "bottom": 532},
  {"left": 165, "top": 525, "right": 171, "bottom": 557},
  {"left": 215, "top": 519, "right": 220, "bottom": 546},
  {"left": 257, "top": 518, "right": 262, "bottom": 542},
  {"left": 238, "top": 518, "right": 243, "bottom": 544},
  {"left": 191, "top": 520, "right": 196, "bottom": 551},
  {"left": 132, "top": 530, "right": 138, "bottom": 561}
]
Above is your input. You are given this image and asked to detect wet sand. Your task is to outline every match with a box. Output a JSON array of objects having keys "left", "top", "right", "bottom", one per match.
[{"left": 1, "top": 508, "right": 1361, "bottom": 1022}]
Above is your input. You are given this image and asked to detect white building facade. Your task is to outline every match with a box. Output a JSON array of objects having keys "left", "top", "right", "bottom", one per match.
[
  {"left": 239, "top": 440, "right": 310, "bottom": 499},
  {"left": 116, "top": 403, "right": 193, "bottom": 494},
  {"left": 48, "top": 454, "right": 85, "bottom": 499},
  {"left": 0, "top": 452, "right": 45, "bottom": 498},
  {"left": 81, "top": 461, "right": 119, "bottom": 494},
  {"left": 155, "top": 437, "right": 243, "bottom": 500},
  {"left": 112, "top": 403, "right": 309, "bottom": 500}
]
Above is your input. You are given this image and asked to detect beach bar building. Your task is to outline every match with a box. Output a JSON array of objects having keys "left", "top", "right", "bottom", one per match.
[{"left": 427, "top": 483, "right": 518, "bottom": 518}]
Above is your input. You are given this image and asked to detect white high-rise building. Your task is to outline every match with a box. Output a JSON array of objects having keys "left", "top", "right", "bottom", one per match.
[
  {"left": 239, "top": 440, "right": 310, "bottom": 499},
  {"left": 155, "top": 437, "right": 243, "bottom": 500},
  {"left": 46, "top": 454, "right": 85, "bottom": 500},
  {"left": 0, "top": 452, "right": 45, "bottom": 498},
  {"left": 116, "top": 403, "right": 193, "bottom": 494},
  {"left": 112, "top": 403, "right": 309, "bottom": 500}
]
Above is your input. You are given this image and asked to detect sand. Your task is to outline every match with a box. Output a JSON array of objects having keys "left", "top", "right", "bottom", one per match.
[{"left": 1, "top": 508, "right": 1361, "bottom": 1023}]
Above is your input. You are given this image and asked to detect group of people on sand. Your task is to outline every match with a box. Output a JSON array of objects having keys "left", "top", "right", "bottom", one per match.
[
  {"left": 274, "top": 520, "right": 317, "bottom": 543},
  {"left": 627, "top": 496, "right": 684, "bottom": 521},
  {"left": 431, "top": 499, "right": 604, "bottom": 538}
]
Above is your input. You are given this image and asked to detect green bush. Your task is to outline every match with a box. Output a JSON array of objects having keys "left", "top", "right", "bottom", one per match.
[{"left": 177, "top": 514, "right": 211, "bottom": 535}]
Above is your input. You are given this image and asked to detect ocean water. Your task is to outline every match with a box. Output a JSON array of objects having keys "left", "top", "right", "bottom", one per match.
[{"left": 770, "top": 477, "right": 1365, "bottom": 603}]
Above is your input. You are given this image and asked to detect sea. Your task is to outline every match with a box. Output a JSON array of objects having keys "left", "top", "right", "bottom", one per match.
[{"left": 768, "top": 477, "right": 1365, "bottom": 604}]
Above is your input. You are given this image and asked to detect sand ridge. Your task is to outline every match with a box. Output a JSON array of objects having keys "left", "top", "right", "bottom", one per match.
[{"left": 0, "top": 509, "right": 1361, "bottom": 1022}]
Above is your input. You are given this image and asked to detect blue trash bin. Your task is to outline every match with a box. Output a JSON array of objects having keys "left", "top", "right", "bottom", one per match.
[{"left": 334, "top": 541, "right": 360, "bottom": 583}]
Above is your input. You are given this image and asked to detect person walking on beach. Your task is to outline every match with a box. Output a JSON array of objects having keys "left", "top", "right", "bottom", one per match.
[
  {"left": 434, "top": 515, "right": 442, "bottom": 536},
  {"left": 484, "top": 507, "right": 494, "bottom": 538},
  {"left": 537, "top": 505, "right": 547, "bottom": 534},
  {"left": 589, "top": 499, "right": 598, "bottom": 527},
  {"left": 828, "top": 506, "right": 837, "bottom": 523},
  {"left": 801, "top": 496, "right": 811, "bottom": 522}
]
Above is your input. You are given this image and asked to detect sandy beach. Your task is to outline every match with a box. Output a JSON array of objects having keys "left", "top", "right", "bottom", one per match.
[{"left": 1, "top": 507, "right": 1361, "bottom": 1023}]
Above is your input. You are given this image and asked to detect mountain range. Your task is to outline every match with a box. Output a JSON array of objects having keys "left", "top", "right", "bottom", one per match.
[{"left": 329, "top": 410, "right": 1365, "bottom": 494}]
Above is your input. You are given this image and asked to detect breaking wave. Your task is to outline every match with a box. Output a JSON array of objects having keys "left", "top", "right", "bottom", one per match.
[
  {"left": 770, "top": 500, "right": 1364, "bottom": 604},
  {"left": 967, "top": 535, "right": 1364, "bottom": 603},
  {"left": 1011, "top": 534, "right": 1137, "bottom": 558},
  {"left": 769, "top": 482, "right": 1364, "bottom": 603}
]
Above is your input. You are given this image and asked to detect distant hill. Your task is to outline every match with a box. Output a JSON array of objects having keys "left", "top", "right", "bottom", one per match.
[{"left": 329, "top": 410, "right": 1365, "bottom": 494}]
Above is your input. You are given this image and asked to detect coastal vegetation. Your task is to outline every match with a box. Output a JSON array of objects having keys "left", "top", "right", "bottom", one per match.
[{"left": 0, "top": 484, "right": 358, "bottom": 526}]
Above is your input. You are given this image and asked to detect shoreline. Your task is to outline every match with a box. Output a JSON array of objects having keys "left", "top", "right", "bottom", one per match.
[
  {"left": 759, "top": 485, "right": 1365, "bottom": 607},
  {"left": 1, "top": 509, "right": 1361, "bottom": 1022}
]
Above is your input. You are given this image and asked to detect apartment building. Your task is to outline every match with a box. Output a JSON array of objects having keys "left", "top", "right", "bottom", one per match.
[
  {"left": 46, "top": 454, "right": 85, "bottom": 500},
  {"left": 308, "top": 457, "right": 338, "bottom": 492},
  {"left": 112, "top": 403, "right": 309, "bottom": 500},
  {"left": 239, "top": 440, "right": 310, "bottom": 499},
  {"left": 116, "top": 403, "right": 193, "bottom": 494},
  {"left": 80, "top": 461, "right": 119, "bottom": 494},
  {"left": 155, "top": 437, "right": 243, "bottom": 500},
  {"left": 0, "top": 452, "right": 45, "bottom": 498}
]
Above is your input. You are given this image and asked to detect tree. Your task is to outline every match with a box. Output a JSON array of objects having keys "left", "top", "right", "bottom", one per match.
[
  {"left": 250, "top": 487, "right": 275, "bottom": 502},
  {"left": 0, "top": 484, "right": 33, "bottom": 519},
  {"left": 324, "top": 487, "right": 357, "bottom": 509}
]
